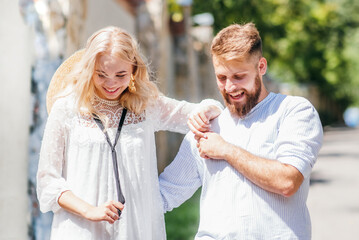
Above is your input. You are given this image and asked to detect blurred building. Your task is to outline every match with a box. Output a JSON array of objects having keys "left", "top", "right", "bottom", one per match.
[{"left": 0, "top": 2, "right": 32, "bottom": 240}]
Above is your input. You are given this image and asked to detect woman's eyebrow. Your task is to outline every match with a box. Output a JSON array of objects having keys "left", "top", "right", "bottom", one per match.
[
  {"left": 95, "top": 70, "right": 107, "bottom": 75},
  {"left": 95, "top": 70, "right": 129, "bottom": 77},
  {"left": 95, "top": 70, "right": 128, "bottom": 74}
]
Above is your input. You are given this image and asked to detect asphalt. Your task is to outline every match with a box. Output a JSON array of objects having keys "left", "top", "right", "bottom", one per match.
[{"left": 307, "top": 126, "right": 359, "bottom": 240}]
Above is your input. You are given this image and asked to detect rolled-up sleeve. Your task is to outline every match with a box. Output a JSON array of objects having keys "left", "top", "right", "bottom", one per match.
[{"left": 275, "top": 98, "right": 323, "bottom": 179}]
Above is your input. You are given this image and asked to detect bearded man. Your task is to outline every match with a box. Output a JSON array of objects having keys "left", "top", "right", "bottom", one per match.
[{"left": 159, "top": 23, "right": 323, "bottom": 239}]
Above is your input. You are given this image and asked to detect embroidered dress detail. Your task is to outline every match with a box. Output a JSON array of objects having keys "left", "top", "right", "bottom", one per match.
[
  {"left": 93, "top": 94, "right": 121, "bottom": 107},
  {"left": 79, "top": 95, "right": 146, "bottom": 128}
]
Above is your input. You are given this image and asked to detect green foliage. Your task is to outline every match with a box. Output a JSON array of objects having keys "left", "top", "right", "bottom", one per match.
[
  {"left": 192, "top": 0, "right": 359, "bottom": 120},
  {"left": 168, "top": 0, "right": 182, "bottom": 14},
  {"left": 165, "top": 189, "right": 201, "bottom": 240},
  {"left": 168, "top": 0, "right": 184, "bottom": 22},
  {"left": 344, "top": 28, "right": 359, "bottom": 106}
]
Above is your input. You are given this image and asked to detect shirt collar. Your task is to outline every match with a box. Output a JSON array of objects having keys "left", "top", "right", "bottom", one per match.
[{"left": 224, "top": 92, "right": 276, "bottom": 123}]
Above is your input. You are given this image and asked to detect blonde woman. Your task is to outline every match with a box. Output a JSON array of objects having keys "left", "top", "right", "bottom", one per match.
[{"left": 37, "top": 26, "right": 222, "bottom": 240}]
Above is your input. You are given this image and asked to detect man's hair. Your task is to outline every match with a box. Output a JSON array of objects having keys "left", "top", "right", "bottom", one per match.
[{"left": 211, "top": 23, "right": 262, "bottom": 61}]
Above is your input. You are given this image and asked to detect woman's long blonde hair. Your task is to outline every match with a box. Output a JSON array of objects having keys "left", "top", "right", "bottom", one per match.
[{"left": 66, "top": 26, "right": 159, "bottom": 120}]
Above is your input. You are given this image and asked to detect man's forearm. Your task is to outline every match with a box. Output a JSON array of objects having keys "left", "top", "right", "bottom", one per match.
[{"left": 223, "top": 144, "right": 304, "bottom": 197}]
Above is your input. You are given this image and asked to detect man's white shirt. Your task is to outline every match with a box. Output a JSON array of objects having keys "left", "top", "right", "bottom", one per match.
[{"left": 160, "top": 92, "right": 323, "bottom": 240}]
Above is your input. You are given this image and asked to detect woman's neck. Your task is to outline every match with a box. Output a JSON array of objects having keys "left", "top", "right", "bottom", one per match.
[{"left": 93, "top": 94, "right": 121, "bottom": 107}]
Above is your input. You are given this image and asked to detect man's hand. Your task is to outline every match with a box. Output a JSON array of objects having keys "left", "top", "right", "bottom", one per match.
[
  {"left": 188, "top": 105, "right": 222, "bottom": 139},
  {"left": 197, "top": 132, "right": 228, "bottom": 160},
  {"left": 197, "top": 132, "right": 304, "bottom": 197}
]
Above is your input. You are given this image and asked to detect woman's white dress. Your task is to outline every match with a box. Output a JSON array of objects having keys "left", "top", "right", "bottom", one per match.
[{"left": 37, "top": 95, "right": 218, "bottom": 240}]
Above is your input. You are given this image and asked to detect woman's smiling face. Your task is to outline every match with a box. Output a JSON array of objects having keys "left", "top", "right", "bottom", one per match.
[{"left": 93, "top": 54, "right": 133, "bottom": 100}]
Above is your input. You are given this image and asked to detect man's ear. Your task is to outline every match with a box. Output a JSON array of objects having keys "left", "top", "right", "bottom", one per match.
[{"left": 258, "top": 57, "right": 267, "bottom": 75}]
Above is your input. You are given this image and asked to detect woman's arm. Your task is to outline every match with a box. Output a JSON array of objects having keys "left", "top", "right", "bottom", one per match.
[
  {"left": 58, "top": 191, "right": 123, "bottom": 224},
  {"left": 151, "top": 95, "right": 223, "bottom": 134},
  {"left": 37, "top": 99, "right": 71, "bottom": 213}
]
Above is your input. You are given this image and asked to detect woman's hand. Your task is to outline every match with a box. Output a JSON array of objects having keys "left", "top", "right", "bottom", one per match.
[
  {"left": 58, "top": 191, "right": 124, "bottom": 224},
  {"left": 188, "top": 105, "right": 222, "bottom": 138},
  {"left": 85, "top": 200, "right": 124, "bottom": 224}
]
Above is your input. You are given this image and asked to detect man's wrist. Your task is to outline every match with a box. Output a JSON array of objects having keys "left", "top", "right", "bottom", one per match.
[
  {"left": 222, "top": 142, "right": 233, "bottom": 160},
  {"left": 223, "top": 143, "right": 241, "bottom": 164}
]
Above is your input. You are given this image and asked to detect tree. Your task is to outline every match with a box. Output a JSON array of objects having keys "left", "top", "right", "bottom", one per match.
[{"left": 192, "top": 0, "right": 359, "bottom": 124}]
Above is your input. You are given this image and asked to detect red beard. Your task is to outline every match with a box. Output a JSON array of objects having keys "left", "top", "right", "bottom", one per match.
[{"left": 221, "top": 74, "right": 261, "bottom": 118}]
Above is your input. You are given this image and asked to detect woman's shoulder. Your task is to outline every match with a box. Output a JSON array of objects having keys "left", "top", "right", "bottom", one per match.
[
  {"left": 144, "top": 95, "right": 162, "bottom": 116},
  {"left": 50, "top": 94, "right": 77, "bottom": 115}
]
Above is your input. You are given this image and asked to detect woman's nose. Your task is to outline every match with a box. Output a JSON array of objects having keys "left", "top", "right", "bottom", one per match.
[{"left": 105, "top": 78, "right": 117, "bottom": 86}]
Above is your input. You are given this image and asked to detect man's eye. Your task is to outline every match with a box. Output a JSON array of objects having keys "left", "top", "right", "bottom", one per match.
[
  {"left": 234, "top": 75, "right": 244, "bottom": 80},
  {"left": 218, "top": 76, "right": 226, "bottom": 81}
]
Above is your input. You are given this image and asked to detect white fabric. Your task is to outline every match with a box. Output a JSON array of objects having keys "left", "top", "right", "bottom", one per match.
[
  {"left": 159, "top": 92, "right": 323, "bottom": 240},
  {"left": 37, "top": 94, "right": 221, "bottom": 240}
]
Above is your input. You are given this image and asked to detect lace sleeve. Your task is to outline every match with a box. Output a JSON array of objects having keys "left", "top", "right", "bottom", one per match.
[
  {"left": 149, "top": 95, "right": 223, "bottom": 134},
  {"left": 36, "top": 98, "right": 70, "bottom": 213}
]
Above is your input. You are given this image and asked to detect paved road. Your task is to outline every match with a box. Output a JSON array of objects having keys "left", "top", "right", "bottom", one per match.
[{"left": 308, "top": 126, "right": 359, "bottom": 240}]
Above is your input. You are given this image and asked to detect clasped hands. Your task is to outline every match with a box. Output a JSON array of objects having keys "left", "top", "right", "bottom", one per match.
[{"left": 187, "top": 105, "right": 227, "bottom": 160}]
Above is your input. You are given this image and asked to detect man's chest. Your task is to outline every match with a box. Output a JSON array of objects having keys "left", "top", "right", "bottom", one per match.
[{"left": 218, "top": 115, "right": 281, "bottom": 159}]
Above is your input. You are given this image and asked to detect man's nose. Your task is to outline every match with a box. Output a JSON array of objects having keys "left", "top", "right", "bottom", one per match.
[{"left": 225, "top": 79, "right": 236, "bottom": 92}]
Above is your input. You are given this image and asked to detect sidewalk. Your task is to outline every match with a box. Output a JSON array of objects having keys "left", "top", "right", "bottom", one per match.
[{"left": 307, "top": 126, "right": 359, "bottom": 240}]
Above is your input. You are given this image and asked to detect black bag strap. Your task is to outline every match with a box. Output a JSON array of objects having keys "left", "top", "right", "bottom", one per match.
[{"left": 93, "top": 108, "right": 127, "bottom": 216}]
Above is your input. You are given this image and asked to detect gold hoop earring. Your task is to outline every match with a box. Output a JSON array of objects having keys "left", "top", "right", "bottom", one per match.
[{"left": 129, "top": 74, "right": 136, "bottom": 93}]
